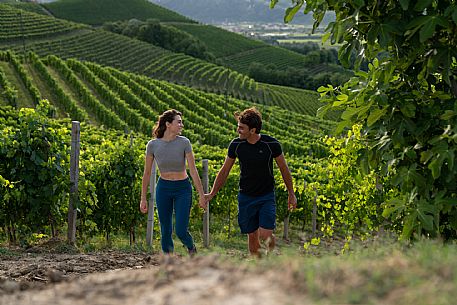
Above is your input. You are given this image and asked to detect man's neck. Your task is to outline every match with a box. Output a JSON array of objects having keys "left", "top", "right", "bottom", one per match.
[{"left": 246, "top": 133, "right": 261, "bottom": 144}]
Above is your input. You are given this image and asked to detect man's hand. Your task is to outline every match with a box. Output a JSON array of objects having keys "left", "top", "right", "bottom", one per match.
[
  {"left": 204, "top": 193, "right": 214, "bottom": 202},
  {"left": 198, "top": 195, "right": 208, "bottom": 210},
  {"left": 288, "top": 192, "right": 297, "bottom": 211},
  {"left": 140, "top": 198, "right": 148, "bottom": 214}
]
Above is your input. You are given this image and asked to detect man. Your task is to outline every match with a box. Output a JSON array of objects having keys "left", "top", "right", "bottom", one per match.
[{"left": 205, "top": 107, "right": 297, "bottom": 257}]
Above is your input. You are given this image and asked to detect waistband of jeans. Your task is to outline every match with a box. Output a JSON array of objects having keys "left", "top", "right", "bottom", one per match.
[{"left": 158, "top": 177, "right": 190, "bottom": 185}]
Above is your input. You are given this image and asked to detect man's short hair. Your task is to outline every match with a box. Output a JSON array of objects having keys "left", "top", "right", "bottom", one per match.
[{"left": 235, "top": 107, "right": 262, "bottom": 134}]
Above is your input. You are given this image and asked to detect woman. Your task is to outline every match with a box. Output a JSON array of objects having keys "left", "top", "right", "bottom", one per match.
[{"left": 140, "top": 109, "right": 206, "bottom": 255}]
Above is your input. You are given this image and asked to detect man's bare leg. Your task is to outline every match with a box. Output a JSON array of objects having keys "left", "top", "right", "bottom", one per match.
[
  {"left": 259, "top": 227, "right": 275, "bottom": 252},
  {"left": 248, "top": 228, "right": 275, "bottom": 257},
  {"left": 248, "top": 230, "right": 261, "bottom": 257}
]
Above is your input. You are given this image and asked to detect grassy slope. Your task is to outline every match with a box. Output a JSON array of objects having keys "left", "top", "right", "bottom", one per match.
[
  {"left": 0, "top": 3, "right": 85, "bottom": 41},
  {"left": 1, "top": 1, "right": 49, "bottom": 15},
  {"left": 0, "top": 54, "right": 331, "bottom": 154},
  {"left": 169, "top": 22, "right": 312, "bottom": 75},
  {"left": 0, "top": 61, "right": 34, "bottom": 108},
  {"left": 43, "top": 0, "right": 315, "bottom": 88},
  {"left": 43, "top": 0, "right": 195, "bottom": 25},
  {"left": 0, "top": 4, "right": 331, "bottom": 119},
  {"left": 168, "top": 23, "right": 265, "bottom": 58}
]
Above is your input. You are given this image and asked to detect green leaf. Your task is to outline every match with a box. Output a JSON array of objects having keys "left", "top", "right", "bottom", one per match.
[
  {"left": 353, "top": 0, "right": 365, "bottom": 8},
  {"left": 414, "top": 0, "right": 432, "bottom": 11},
  {"left": 359, "top": 154, "right": 370, "bottom": 175},
  {"left": 317, "top": 104, "right": 331, "bottom": 119},
  {"left": 453, "top": 7, "right": 457, "bottom": 25},
  {"left": 428, "top": 156, "right": 444, "bottom": 179},
  {"left": 446, "top": 150, "right": 454, "bottom": 171},
  {"left": 420, "top": 150, "right": 433, "bottom": 164},
  {"left": 333, "top": 94, "right": 348, "bottom": 106},
  {"left": 341, "top": 107, "right": 360, "bottom": 121},
  {"left": 405, "top": 16, "right": 430, "bottom": 40},
  {"left": 417, "top": 211, "right": 434, "bottom": 231},
  {"left": 269, "top": 0, "right": 279, "bottom": 9},
  {"left": 399, "top": 0, "right": 410, "bottom": 10},
  {"left": 406, "top": 16, "right": 430, "bottom": 29},
  {"left": 317, "top": 84, "right": 333, "bottom": 94},
  {"left": 367, "top": 108, "right": 386, "bottom": 126},
  {"left": 334, "top": 120, "right": 351, "bottom": 134},
  {"left": 382, "top": 198, "right": 405, "bottom": 218},
  {"left": 417, "top": 201, "right": 436, "bottom": 231},
  {"left": 379, "top": 23, "right": 395, "bottom": 47},
  {"left": 322, "top": 32, "right": 331, "bottom": 44},
  {"left": 419, "top": 18, "right": 436, "bottom": 42},
  {"left": 400, "top": 103, "right": 416, "bottom": 118},
  {"left": 357, "top": 103, "right": 373, "bottom": 119},
  {"left": 401, "top": 211, "right": 418, "bottom": 240},
  {"left": 440, "top": 110, "right": 455, "bottom": 120},
  {"left": 284, "top": 3, "right": 304, "bottom": 23}
]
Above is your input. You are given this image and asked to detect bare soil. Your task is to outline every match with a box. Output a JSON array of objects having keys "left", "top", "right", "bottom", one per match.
[{"left": 0, "top": 246, "right": 308, "bottom": 305}]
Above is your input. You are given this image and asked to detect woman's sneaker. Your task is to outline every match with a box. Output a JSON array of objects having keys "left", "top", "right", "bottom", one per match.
[{"left": 188, "top": 246, "right": 197, "bottom": 257}]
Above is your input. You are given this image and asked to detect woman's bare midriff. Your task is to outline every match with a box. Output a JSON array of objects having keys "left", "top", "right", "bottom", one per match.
[{"left": 160, "top": 171, "right": 188, "bottom": 181}]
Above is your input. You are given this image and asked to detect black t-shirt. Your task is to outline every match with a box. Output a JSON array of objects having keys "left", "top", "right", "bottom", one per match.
[{"left": 227, "top": 134, "right": 282, "bottom": 196}]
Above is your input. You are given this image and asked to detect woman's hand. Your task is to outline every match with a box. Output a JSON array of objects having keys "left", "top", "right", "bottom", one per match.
[
  {"left": 198, "top": 195, "right": 208, "bottom": 210},
  {"left": 140, "top": 198, "right": 148, "bottom": 214}
]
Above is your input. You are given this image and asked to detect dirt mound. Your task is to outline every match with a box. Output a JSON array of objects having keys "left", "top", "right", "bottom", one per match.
[
  {"left": 0, "top": 250, "right": 159, "bottom": 293},
  {"left": 1, "top": 253, "right": 308, "bottom": 305}
]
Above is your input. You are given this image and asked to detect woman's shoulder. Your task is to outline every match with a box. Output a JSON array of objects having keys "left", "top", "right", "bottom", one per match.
[
  {"left": 146, "top": 138, "right": 160, "bottom": 148},
  {"left": 177, "top": 135, "right": 191, "bottom": 143}
]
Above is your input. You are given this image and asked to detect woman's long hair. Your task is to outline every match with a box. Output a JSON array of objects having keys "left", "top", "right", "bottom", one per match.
[{"left": 153, "top": 109, "right": 182, "bottom": 138}]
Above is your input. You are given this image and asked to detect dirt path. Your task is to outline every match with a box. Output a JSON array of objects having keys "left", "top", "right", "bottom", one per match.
[{"left": 0, "top": 251, "right": 308, "bottom": 305}]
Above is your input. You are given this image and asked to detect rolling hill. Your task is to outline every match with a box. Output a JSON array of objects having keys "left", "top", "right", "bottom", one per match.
[
  {"left": 0, "top": 51, "right": 332, "bottom": 157},
  {"left": 0, "top": 3, "right": 333, "bottom": 118}
]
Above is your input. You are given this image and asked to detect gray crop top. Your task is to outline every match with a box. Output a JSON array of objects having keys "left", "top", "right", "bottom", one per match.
[{"left": 145, "top": 136, "right": 192, "bottom": 172}]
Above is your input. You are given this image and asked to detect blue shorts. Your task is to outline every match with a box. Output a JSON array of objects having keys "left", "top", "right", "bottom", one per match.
[{"left": 237, "top": 191, "right": 276, "bottom": 234}]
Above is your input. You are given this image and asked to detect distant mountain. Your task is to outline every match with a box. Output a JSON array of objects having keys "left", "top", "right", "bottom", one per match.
[{"left": 149, "top": 0, "right": 333, "bottom": 25}]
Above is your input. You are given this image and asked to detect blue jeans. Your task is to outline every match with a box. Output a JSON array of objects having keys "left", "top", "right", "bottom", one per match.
[{"left": 156, "top": 177, "right": 194, "bottom": 253}]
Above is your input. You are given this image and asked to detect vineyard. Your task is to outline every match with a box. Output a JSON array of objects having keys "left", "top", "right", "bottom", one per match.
[
  {"left": 222, "top": 45, "right": 307, "bottom": 74},
  {"left": 0, "top": 0, "right": 395, "bottom": 254},
  {"left": 2, "top": 0, "right": 457, "bottom": 304},
  {"left": 0, "top": 1, "right": 331, "bottom": 117},
  {"left": 168, "top": 22, "right": 266, "bottom": 58},
  {"left": 43, "top": 0, "right": 194, "bottom": 25},
  {"left": 0, "top": 3, "right": 86, "bottom": 41},
  {"left": 0, "top": 47, "right": 387, "bottom": 246}
]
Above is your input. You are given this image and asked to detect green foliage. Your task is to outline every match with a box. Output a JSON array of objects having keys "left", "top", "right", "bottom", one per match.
[
  {"left": 0, "top": 104, "right": 328, "bottom": 242},
  {"left": 248, "top": 61, "right": 352, "bottom": 91},
  {"left": 222, "top": 45, "right": 308, "bottom": 75},
  {"left": 104, "top": 19, "right": 215, "bottom": 62},
  {"left": 0, "top": 100, "right": 69, "bottom": 242},
  {"left": 0, "top": 6, "right": 324, "bottom": 115},
  {"left": 43, "top": 0, "right": 194, "bottom": 25},
  {"left": 81, "top": 132, "right": 143, "bottom": 241},
  {"left": 302, "top": 125, "right": 385, "bottom": 238},
  {"left": 169, "top": 23, "right": 265, "bottom": 58},
  {"left": 273, "top": 0, "right": 457, "bottom": 239},
  {"left": 0, "top": 3, "right": 84, "bottom": 41},
  {"left": 0, "top": 64, "right": 17, "bottom": 107}
]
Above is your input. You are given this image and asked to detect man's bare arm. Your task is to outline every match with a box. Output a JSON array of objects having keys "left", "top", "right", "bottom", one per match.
[
  {"left": 206, "top": 156, "right": 235, "bottom": 200},
  {"left": 275, "top": 154, "right": 297, "bottom": 210}
]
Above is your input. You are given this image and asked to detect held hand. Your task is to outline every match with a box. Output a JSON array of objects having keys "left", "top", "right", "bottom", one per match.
[
  {"left": 198, "top": 195, "right": 208, "bottom": 210},
  {"left": 140, "top": 198, "right": 148, "bottom": 214},
  {"left": 204, "top": 193, "right": 213, "bottom": 202},
  {"left": 288, "top": 193, "right": 297, "bottom": 211}
]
